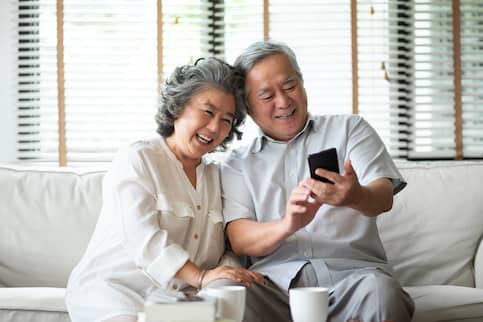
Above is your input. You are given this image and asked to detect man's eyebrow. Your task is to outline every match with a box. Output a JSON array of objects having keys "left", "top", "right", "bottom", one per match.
[
  {"left": 283, "top": 76, "right": 298, "bottom": 84},
  {"left": 256, "top": 87, "right": 272, "bottom": 97},
  {"left": 225, "top": 111, "right": 236, "bottom": 118},
  {"left": 255, "top": 76, "right": 298, "bottom": 96}
]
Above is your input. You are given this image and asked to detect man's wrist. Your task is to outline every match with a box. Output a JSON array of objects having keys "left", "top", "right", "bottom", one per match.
[
  {"left": 278, "top": 217, "right": 295, "bottom": 240},
  {"left": 348, "top": 184, "right": 365, "bottom": 212}
]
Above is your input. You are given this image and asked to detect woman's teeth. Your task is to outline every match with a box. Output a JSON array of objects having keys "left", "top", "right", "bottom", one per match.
[{"left": 197, "top": 134, "right": 213, "bottom": 144}]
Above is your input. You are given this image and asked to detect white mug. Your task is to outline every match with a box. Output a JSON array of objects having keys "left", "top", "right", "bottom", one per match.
[
  {"left": 199, "top": 285, "right": 246, "bottom": 322},
  {"left": 289, "top": 287, "right": 329, "bottom": 322}
]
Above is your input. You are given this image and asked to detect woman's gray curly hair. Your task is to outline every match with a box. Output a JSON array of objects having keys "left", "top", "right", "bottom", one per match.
[{"left": 155, "top": 58, "right": 246, "bottom": 151}]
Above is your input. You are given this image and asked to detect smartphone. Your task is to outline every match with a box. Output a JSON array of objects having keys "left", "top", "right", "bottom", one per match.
[{"left": 307, "top": 148, "right": 340, "bottom": 184}]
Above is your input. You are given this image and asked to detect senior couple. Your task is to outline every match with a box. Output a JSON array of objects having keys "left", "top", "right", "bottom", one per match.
[{"left": 66, "top": 41, "right": 415, "bottom": 322}]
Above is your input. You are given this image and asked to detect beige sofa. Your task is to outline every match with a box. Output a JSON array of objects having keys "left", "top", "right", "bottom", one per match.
[{"left": 0, "top": 161, "right": 483, "bottom": 322}]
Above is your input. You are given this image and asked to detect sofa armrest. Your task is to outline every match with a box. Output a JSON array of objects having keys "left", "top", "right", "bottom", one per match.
[{"left": 475, "top": 237, "right": 483, "bottom": 289}]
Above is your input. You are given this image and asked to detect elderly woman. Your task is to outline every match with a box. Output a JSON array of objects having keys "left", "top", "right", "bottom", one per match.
[{"left": 66, "top": 58, "right": 264, "bottom": 322}]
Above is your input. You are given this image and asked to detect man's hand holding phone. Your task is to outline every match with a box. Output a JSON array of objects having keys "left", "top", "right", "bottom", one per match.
[
  {"left": 308, "top": 148, "right": 340, "bottom": 183},
  {"left": 305, "top": 148, "right": 362, "bottom": 208},
  {"left": 282, "top": 149, "right": 364, "bottom": 233}
]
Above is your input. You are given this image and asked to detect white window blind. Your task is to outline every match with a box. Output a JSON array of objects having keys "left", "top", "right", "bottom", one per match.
[
  {"left": 13, "top": 0, "right": 409, "bottom": 161},
  {"left": 410, "top": 1, "right": 456, "bottom": 158},
  {"left": 63, "top": 0, "right": 158, "bottom": 162},
  {"left": 15, "top": 0, "right": 216, "bottom": 163},
  {"left": 357, "top": 0, "right": 411, "bottom": 156},
  {"left": 162, "top": 0, "right": 213, "bottom": 79},
  {"left": 222, "top": 0, "right": 263, "bottom": 65},
  {"left": 13, "top": 0, "right": 483, "bottom": 163},
  {"left": 408, "top": 0, "right": 483, "bottom": 159},
  {"left": 16, "top": 0, "right": 159, "bottom": 162},
  {"left": 221, "top": 0, "right": 264, "bottom": 147},
  {"left": 269, "top": 1, "right": 353, "bottom": 116},
  {"left": 17, "top": 0, "right": 58, "bottom": 161},
  {"left": 461, "top": 1, "right": 483, "bottom": 158},
  {"left": 385, "top": 1, "right": 413, "bottom": 158}
]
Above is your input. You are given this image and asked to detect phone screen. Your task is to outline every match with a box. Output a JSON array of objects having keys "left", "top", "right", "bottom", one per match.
[{"left": 307, "top": 148, "right": 340, "bottom": 184}]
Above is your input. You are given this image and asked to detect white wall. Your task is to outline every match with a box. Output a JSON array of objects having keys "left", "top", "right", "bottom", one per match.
[{"left": 0, "top": 1, "right": 17, "bottom": 163}]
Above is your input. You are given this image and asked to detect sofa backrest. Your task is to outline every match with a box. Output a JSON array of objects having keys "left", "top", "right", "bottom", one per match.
[
  {"left": 0, "top": 165, "right": 105, "bottom": 287},
  {"left": 377, "top": 161, "right": 483, "bottom": 288},
  {"left": 2, "top": 161, "right": 482, "bottom": 289}
]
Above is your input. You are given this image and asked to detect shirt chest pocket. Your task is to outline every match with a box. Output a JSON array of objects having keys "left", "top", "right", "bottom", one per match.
[
  {"left": 155, "top": 194, "right": 194, "bottom": 235},
  {"left": 207, "top": 210, "right": 223, "bottom": 225},
  {"left": 203, "top": 209, "right": 225, "bottom": 259},
  {"left": 206, "top": 210, "right": 224, "bottom": 242}
]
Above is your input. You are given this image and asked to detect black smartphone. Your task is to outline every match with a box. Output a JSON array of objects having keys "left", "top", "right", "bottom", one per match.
[{"left": 307, "top": 148, "right": 340, "bottom": 184}]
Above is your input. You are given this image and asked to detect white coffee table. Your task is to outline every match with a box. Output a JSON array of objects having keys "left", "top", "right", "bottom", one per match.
[{"left": 138, "top": 312, "right": 235, "bottom": 322}]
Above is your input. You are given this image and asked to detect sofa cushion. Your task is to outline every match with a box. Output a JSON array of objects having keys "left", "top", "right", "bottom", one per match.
[
  {"left": 406, "top": 285, "right": 483, "bottom": 322},
  {"left": 476, "top": 238, "right": 483, "bottom": 289},
  {"left": 0, "top": 310, "right": 70, "bottom": 322},
  {"left": 0, "top": 165, "right": 105, "bottom": 287},
  {"left": 378, "top": 161, "right": 483, "bottom": 287},
  {"left": 0, "top": 287, "right": 70, "bottom": 322},
  {"left": 0, "top": 287, "right": 67, "bottom": 311}
]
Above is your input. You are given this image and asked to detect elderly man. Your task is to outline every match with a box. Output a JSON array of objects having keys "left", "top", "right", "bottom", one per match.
[{"left": 220, "top": 41, "right": 414, "bottom": 322}]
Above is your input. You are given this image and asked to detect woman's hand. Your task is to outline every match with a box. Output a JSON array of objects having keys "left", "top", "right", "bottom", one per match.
[{"left": 201, "top": 265, "right": 265, "bottom": 288}]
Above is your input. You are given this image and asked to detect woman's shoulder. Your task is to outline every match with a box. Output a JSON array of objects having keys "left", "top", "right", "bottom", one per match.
[
  {"left": 110, "top": 136, "right": 167, "bottom": 170},
  {"left": 127, "top": 136, "right": 167, "bottom": 157},
  {"left": 128, "top": 135, "right": 164, "bottom": 153}
]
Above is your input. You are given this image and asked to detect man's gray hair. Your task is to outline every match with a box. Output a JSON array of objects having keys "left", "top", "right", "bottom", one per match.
[
  {"left": 155, "top": 57, "right": 246, "bottom": 150},
  {"left": 234, "top": 40, "right": 303, "bottom": 81}
]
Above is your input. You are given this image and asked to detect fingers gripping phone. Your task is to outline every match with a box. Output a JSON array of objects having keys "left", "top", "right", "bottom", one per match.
[{"left": 307, "top": 148, "right": 340, "bottom": 184}]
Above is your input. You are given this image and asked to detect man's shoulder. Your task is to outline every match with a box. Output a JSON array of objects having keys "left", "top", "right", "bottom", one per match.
[
  {"left": 312, "top": 113, "right": 362, "bottom": 125},
  {"left": 310, "top": 114, "right": 364, "bottom": 133},
  {"left": 224, "top": 139, "right": 259, "bottom": 162}
]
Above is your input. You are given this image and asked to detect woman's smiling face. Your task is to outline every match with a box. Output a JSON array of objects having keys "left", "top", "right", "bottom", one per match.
[{"left": 166, "top": 86, "right": 235, "bottom": 165}]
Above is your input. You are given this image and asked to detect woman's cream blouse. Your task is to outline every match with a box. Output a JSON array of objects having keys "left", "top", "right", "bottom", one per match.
[{"left": 67, "top": 136, "right": 226, "bottom": 301}]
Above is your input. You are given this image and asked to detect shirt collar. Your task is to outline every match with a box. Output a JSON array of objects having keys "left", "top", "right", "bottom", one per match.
[
  {"left": 250, "top": 113, "right": 317, "bottom": 153},
  {"left": 159, "top": 136, "right": 206, "bottom": 172}
]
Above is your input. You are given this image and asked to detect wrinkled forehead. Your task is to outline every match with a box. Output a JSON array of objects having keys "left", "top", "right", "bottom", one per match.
[
  {"left": 246, "top": 54, "right": 300, "bottom": 92},
  {"left": 190, "top": 86, "right": 236, "bottom": 113}
]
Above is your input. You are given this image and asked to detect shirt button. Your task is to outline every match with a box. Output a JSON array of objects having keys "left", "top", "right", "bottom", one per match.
[
  {"left": 194, "top": 233, "right": 199, "bottom": 240},
  {"left": 173, "top": 284, "right": 178, "bottom": 290},
  {"left": 197, "top": 205, "right": 201, "bottom": 210}
]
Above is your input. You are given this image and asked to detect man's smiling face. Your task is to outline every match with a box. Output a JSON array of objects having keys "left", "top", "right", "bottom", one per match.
[{"left": 246, "top": 53, "right": 308, "bottom": 142}]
